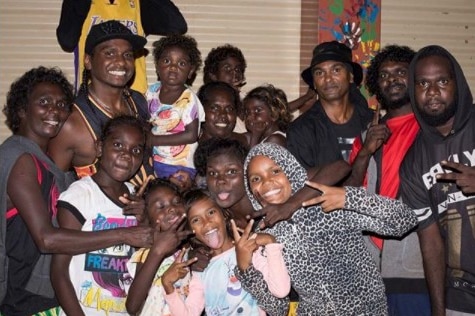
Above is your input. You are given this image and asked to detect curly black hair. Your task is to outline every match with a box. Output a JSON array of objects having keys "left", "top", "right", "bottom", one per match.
[
  {"left": 3, "top": 66, "right": 74, "bottom": 133},
  {"left": 203, "top": 44, "right": 247, "bottom": 84},
  {"left": 100, "top": 114, "right": 147, "bottom": 144},
  {"left": 197, "top": 81, "right": 241, "bottom": 112},
  {"left": 365, "top": 45, "right": 415, "bottom": 102},
  {"left": 152, "top": 34, "right": 202, "bottom": 85},
  {"left": 194, "top": 138, "right": 249, "bottom": 177},
  {"left": 142, "top": 177, "right": 180, "bottom": 202},
  {"left": 243, "top": 84, "right": 292, "bottom": 132},
  {"left": 142, "top": 178, "right": 181, "bottom": 220}
]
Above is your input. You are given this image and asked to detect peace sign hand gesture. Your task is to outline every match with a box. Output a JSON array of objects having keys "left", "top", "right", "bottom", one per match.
[
  {"left": 302, "top": 181, "right": 346, "bottom": 213},
  {"left": 437, "top": 160, "right": 475, "bottom": 195},
  {"left": 161, "top": 248, "right": 198, "bottom": 294},
  {"left": 231, "top": 219, "right": 259, "bottom": 272}
]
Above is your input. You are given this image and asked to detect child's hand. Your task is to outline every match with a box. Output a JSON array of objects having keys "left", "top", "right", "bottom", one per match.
[
  {"left": 248, "top": 201, "right": 299, "bottom": 229},
  {"left": 120, "top": 193, "right": 147, "bottom": 224},
  {"left": 188, "top": 245, "right": 211, "bottom": 272},
  {"left": 302, "top": 182, "right": 345, "bottom": 212},
  {"left": 254, "top": 232, "right": 276, "bottom": 246},
  {"left": 161, "top": 248, "right": 198, "bottom": 294},
  {"left": 152, "top": 214, "right": 192, "bottom": 257},
  {"left": 231, "top": 219, "right": 258, "bottom": 272}
]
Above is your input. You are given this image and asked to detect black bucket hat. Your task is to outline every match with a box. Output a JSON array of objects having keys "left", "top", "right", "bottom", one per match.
[
  {"left": 301, "top": 41, "right": 363, "bottom": 88},
  {"left": 85, "top": 20, "right": 147, "bottom": 55}
]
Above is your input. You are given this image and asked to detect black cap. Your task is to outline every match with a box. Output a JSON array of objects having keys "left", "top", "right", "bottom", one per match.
[
  {"left": 85, "top": 20, "right": 147, "bottom": 55},
  {"left": 301, "top": 41, "right": 363, "bottom": 88}
]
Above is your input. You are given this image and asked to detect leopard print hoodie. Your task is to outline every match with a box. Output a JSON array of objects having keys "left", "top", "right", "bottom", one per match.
[{"left": 239, "top": 143, "right": 417, "bottom": 315}]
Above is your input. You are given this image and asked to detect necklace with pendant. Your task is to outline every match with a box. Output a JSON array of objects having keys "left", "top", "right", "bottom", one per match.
[{"left": 89, "top": 89, "right": 133, "bottom": 117}]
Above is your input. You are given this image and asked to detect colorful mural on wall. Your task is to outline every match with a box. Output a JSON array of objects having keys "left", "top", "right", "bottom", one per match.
[{"left": 318, "top": 0, "right": 381, "bottom": 108}]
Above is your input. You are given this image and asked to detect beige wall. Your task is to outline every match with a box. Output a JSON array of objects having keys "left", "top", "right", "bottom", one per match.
[
  {"left": 380, "top": 0, "right": 475, "bottom": 86},
  {"left": 0, "top": 0, "right": 474, "bottom": 142}
]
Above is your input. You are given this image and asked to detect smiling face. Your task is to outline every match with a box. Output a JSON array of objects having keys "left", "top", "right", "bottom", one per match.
[
  {"left": 155, "top": 46, "right": 195, "bottom": 87},
  {"left": 85, "top": 39, "right": 135, "bottom": 89},
  {"left": 146, "top": 186, "right": 185, "bottom": 230},
  {"left": 244, "top": 97, "right": 275, "bottom": 134},
  {"left": 206, "top": 152, "right": 246, "bottom": 210},
  {"left": 203, "top": 87, "right": 237, "bottom": 138},
  {"left": 187, "top": 196, "right": 233, "bottom": 255},
  {"left": 377, "top": 60, "right": 411, "bottom": 109},
  {"left": 19, "top": 82, "right": 71, "bottom": 144},
  {"left": 247, "top": 155, "right": 292, "bottom": 207},
  {"left": 414, "top": 55, "right": 456, "bottom": 128},
  {"left": 96, "top": 124, "right": 145, "bottom": 182},
  {"left": 312, "top": 60, "right": 353, "bottom": 102}
]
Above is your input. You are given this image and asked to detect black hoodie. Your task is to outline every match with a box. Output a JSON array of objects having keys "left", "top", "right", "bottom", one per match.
[{"left": 400, "top": 45, "right": 475, "bottom": 313}]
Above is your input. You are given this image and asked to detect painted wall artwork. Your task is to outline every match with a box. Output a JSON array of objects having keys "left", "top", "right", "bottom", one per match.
[{"left": 318, "top": 0, "right": 381, "bottom": 108}]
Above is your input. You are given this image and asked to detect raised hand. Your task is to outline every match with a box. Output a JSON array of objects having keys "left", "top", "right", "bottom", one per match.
[
  {"left": 302, "top": 181, "right": 346, "bottom": 213},
  {"left": 120, "top": 193, "right": 147, "bottom": 224},
  {"left": 152, "top": 214, "right": 192, "bottom": 258},
  {"left": 437, "top": 161, "right": 475, "bottom": 195},
  {"left": 360, "top": 105, "right": 391, "bottom": 156},
  {"left": 161, "top": 248, "right": 198, "bottom": 294},
  {"left": 232, "top": 219, "right": 258, "bottom": 271}
]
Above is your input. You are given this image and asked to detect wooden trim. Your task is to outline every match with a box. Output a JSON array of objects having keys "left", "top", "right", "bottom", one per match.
[{"left": 300, "top": 0, "right": 319, "bottom": 95}]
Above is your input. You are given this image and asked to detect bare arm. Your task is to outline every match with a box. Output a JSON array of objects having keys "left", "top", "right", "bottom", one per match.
[
  {"left": 149, "top": 119, "right": 199, "bottom": 146},
  {"left": 344, "top": 123, "right": 390, "bottom": 186},
  {"left": 126, "top": 217, "right": 191, "bottom": 314},
  {"left": 288, "top": 88, "right": 317, "bottom": 113},
  {"left": 7, "top": 154, "right": 153, "bottom": 254},
  {"left": 418, "top": 222, "right": 445, "bottom": 316},
  {"left": 264, "top": 134, "right": 287, "bottom": 148},
  {"left": 50, "top": 208, "right": 86, "bottom": 315},
  {"left": 48, "top": 109, "right": 90, "bottom": 172},
  {"left": 246, "top": 122, "right": 266, "bottom": 148},
  {"left": 126, "top": 250, "right": 167, "bottom": 314}
]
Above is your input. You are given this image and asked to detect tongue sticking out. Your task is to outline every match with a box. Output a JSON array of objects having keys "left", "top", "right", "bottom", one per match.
[
  {"left": 218, "top": 192, "right": 230, "bottom": 200},
  {"left": 205, "top": 229, "right": 221, "bottom": 249}
]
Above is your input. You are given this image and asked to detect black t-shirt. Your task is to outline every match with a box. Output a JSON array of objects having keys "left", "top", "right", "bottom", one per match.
[
  {"left": 400, "top": 114, "right": 475, "bottom": 313},
  {"left": 331, "top": 111, "right": 362, "bottom": 161}
]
